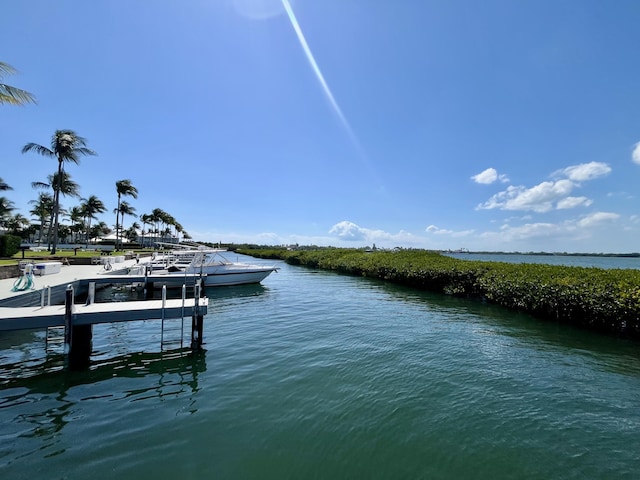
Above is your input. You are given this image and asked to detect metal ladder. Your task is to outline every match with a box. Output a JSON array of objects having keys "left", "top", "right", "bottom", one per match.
[
  {"left": 160, "top": 285, "right": 190, "bottom": 351},
  {"left": 39, "top": 284, "right": 65, "bottom": 353}
]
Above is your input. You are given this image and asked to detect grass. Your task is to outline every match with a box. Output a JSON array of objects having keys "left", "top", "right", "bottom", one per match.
[{"left": 0, "top": 248, "right": 154, "bottom": 265}]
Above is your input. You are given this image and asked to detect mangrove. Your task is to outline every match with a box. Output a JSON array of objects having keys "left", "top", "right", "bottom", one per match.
[{"left": 239, "top": 247, "right": 640, "bottom": 340}]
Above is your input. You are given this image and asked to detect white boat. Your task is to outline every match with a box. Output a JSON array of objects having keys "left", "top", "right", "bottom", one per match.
[{"left": 134, "top": 245, "right": 278, "bottom": 287}]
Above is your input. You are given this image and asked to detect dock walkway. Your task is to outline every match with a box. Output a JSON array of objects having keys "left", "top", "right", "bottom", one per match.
[
  {"left": 0, "top": 297, "right": 209, "bottom": 331},
  {"left": 0, "top": 260, "right": 209, "bottom": 363},
  {"left": 0, "top": 259, "right": 139, "bottom": 304}
]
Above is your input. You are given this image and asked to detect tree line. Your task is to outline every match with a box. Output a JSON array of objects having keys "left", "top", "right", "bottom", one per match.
[{"left": 1, "top": 62, "right": 189, "bottom": 253}]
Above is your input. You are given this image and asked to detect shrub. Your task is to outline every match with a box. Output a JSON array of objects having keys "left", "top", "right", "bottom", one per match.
[{"left": 0, "top": 234, "right": 22, "bottom": 257}]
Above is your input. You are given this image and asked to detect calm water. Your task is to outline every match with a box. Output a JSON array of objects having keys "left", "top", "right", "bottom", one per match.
[
  {"left": 1, "top": 255, "right": 640, "bottom": 479},
  {"left": 445, "top": 252, "right": 640, "bottom": 269}
]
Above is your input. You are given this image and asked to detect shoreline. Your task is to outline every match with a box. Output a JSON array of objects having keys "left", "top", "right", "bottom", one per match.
[{"left": 243, "top": 247, "right": 640, "bottom": 341}]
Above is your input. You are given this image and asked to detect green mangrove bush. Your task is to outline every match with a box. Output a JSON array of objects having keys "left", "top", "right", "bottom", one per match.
[{"left": 240, "top": 247, "right": 640, "bottom": 339}]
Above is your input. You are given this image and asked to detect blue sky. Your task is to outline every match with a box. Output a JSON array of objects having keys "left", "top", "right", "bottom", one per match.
[{"left": 3, "top": 0, "right": 640, "bottom": 252}]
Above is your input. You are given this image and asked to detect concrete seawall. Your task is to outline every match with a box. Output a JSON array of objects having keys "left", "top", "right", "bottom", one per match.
[{"left": 0, "top": 265, "right": 20, "bottom": 280}]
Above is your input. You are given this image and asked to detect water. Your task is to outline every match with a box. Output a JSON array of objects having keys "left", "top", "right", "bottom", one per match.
[
  {"left": 444, "top": 252, "right": 640, "bottom": 269},
  {"left": 1, "top": 255, "right": 640, "bottom": 479}
]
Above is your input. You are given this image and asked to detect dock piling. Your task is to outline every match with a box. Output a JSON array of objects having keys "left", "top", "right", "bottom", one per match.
[
  {"left": 190, "top": 280, "right": 204, "bottom": 350},
  {"left": 86, "top": 282, "right": 95, "bottom": 305},
  {"left": 64, "top": 285, "right": 74, "bottom": 353},
  {"left": 63, "top": 284, "right": 93, "bottom": 369}
]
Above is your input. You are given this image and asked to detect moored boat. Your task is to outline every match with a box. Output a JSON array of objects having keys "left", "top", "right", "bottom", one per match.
[{"left": 134, "top": 245, "right": 278, "bottom": 287}]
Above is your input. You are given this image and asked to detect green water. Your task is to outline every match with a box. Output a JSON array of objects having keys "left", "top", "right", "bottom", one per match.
[{"left": 1, "top": 258, "right": 639, "bottom": 479}]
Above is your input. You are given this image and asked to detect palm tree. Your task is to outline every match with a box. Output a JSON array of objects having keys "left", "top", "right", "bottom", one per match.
[
  {"left": 80, "top": 195, "right": 106, "bottom": 246},
  {"left": 57, "top": 224, "right": 71, "bottom": 244},
  {"left": 114, "top": 201, "right": 137, "bottom": 248},
  {"left": 0, "top": 177, "right": 13, "bottom": 191},
  {"left": 0, "top": 62, "right": 36, "bottom": 106},
  {"left": 174, "top": 221, "right": 184, "bottom": 243},
  {"left": 32, "top": 171, "right": 80, "bottom": 197},
  {"left": 32, "top": 171, "right": 80, "bottom": 247},
  {"left": 68, "top": 206, "right": 85, "bottom": 244},
  {"left": 125, "top": 222, "right": 141, "bottom": 243},
  {"left": 89, "top": 221, "right": 111, "bottom": 242},
  {"left": 139, "top": 213, "right": 152, "bottom": 248},
  {"left": 114, "top": 179, "right": 138, "bottom": 250},
  {"left": 151, "top": 208, "right": 166, "bottom": 242},
  {"left": 5, "top": 213, "right": 30, "bottom": 236},
  {"left": 22, "top": 130, "right": 97, "bottom": 253},
  {"left": 29, "top": 192, "right": 54, "bottom": 245},
  {"left": 0, "top": 197, "right": 15, "bottom": 230}
]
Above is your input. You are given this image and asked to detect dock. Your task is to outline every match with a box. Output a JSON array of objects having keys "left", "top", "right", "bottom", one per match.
[
  {"left": 0, "top": 259, "right": 209, "bottom": 368},
  {"left": 0, "top": 296, "right": 209, "bottom": 331}
]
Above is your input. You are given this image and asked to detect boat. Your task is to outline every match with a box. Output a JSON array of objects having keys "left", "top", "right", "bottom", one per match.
[{"left": 130, "top": 245, "right": 278, "bottom": 287}]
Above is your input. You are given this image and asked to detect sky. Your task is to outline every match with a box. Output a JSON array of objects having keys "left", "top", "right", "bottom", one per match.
[{"left": 2, "top": 0, "right": 640, "bottom": 253}]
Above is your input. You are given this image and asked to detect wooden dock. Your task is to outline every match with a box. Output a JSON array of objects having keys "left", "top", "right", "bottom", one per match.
[
  {"left": 0, "top": 296, "right": 209, "bottom": 331},
  {"left": 0, "top": 259, "right": 209, "bottom": 368}
]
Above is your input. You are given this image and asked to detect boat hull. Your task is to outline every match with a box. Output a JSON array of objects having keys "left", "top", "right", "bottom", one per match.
[
  {"left": 133, "top": 266, "right": 277, "bottom": 288},
  {"left": 133, "top": 247, "right": 278, "bottom": 288},
  {"left": 200, "top": 268, "right": 275, "bottom": 286}
]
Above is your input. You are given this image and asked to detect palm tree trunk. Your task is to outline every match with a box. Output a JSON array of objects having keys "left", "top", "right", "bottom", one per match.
[
  {"left": 46, "top": 207, "right": 55, "bottom": 248},
  {"left": 115, "top": 194, "right": 121, "bottom": 251},
  {"left": 51, "top": 159, "right": 64, "bottom": 254}
]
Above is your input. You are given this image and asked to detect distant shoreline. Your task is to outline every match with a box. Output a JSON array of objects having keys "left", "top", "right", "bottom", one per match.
[{"left": 444, "top": 251, "right": 640, "bottom": 258}]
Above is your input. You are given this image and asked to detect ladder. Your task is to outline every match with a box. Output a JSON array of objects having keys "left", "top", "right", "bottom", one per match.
[{"left": 160, "top": 285, "right": 191, "bottom": 351}]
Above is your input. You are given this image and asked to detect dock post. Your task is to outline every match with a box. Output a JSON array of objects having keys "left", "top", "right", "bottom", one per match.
[
  {"left": 63, "top": 284, "right": 92, "bottom": 369},
  {"left": 69, "top": 324, "right": 92, "bottom": 370},
  {"left": 160, "top": 285, "right": 167, "bottom": 345},
  {"left": 86, "top": 282, "right": 96, "bottom": 305},
  {"left": 145, "top": 282, "right": 154, "bottom": 299},
  {"left": 190, "top": 280, "right": 204, "bottom": 350},
  {"left": 64, "top": 285, "right": 74, "bottom": 353}
]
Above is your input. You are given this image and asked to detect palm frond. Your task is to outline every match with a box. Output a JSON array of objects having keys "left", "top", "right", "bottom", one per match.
[
  {"left": 21, "top": 143, "right": 54, "bottom": 157},
  {"left": 0, "top": 84, "right": 37, "bottom": 105},
  {"left": 0, "top": 177, "right": 13, "bottom": 191},
  {"left": 0, "top": 62, "right": 37, "bottom": 106},
  {"left": 0, "top": 62, "right": 18, "bottom": 76},
  {"left": 74, "top": 147, "right": 97, "bottom": 157}
]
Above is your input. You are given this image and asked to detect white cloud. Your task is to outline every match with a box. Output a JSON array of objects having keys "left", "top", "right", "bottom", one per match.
[
  {"left": 482, "top": 222, "right": 562, "bottom": 241},
  {"left": 471, "top": 167, "right": 509, "bottom": 185},
  {"left": 256, "top": 232, "right": 280, "bottom": 242},
  {"left": 329, "top": 221, "right": 369, "bottom": 241},
  {"left": 478, "top": 161, "right": 611, "bottom": 213},
  {"left": 576, "top": 211, "right": 619, "bottom": 228},
  {"left": 477, "top": 179, "right": 574, "bottom": 212},
  {"left": 477, "top": 211, "right": 619, "bottom": 247},
  {"left": 556, "top": 196, "right": 593, "bottom": 209},
  {"left": 191, "top": 211, "right": 632, "bottom": 253},
  {"left": 328, "top": 221, "right": 421, "bottom": 247},
  {"left": 426, "top": 225, "right": 474, "bottom": 237},
  {"left": 557, "top": 161, "right": 611, "bottom": 182},
  {"left": 633, "top": 143, "right": 640, "bottom": 165}
]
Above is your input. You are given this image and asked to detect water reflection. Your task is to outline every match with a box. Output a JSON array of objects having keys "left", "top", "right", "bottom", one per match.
[
  {"left": 350, "top": 274, "right": 640, "bottom": 378},
  {"left": 0, "top": 350, "right": 207, "bottom": 467},
  {"left": 1, "top": 349, "right": 206, "bottom": 392},
  {"left": 205, "top": 283, "right": 268, "bottom": 301},
  {"left": 98, "top": 282, "right": 270, "bottom": 303}
]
